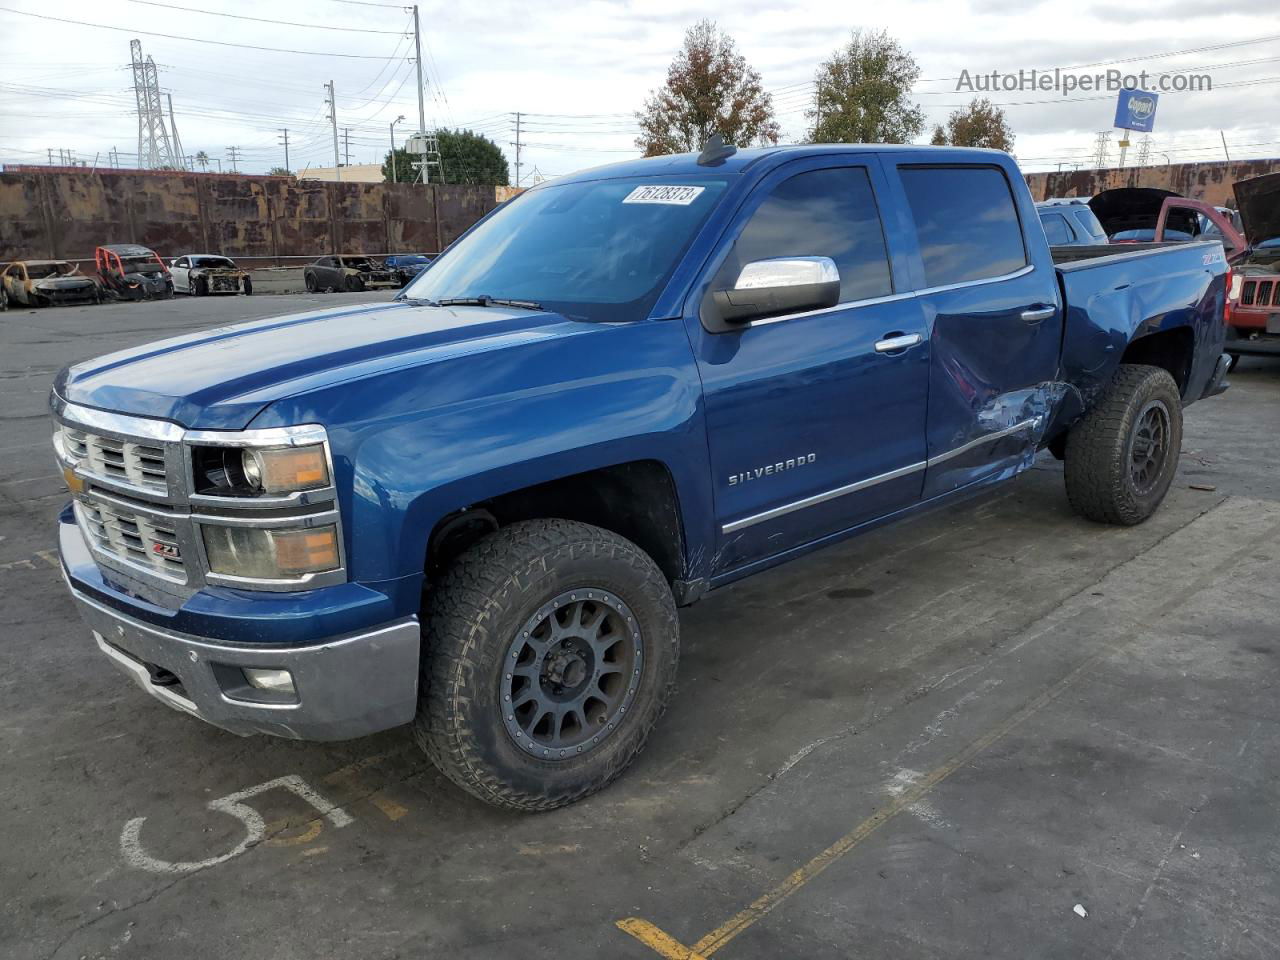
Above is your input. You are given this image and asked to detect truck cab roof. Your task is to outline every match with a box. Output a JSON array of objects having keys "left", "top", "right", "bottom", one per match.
[{"left": 553, "top": 144, "right": 1015, "bottom": 186}]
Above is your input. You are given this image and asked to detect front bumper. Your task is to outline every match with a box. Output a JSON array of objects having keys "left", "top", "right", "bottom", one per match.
[{"left": 68, "top": 582, "right": 420, "bottom": 740}]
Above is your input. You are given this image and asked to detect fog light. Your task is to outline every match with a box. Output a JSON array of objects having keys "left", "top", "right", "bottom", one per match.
[{"left": 243, "top": 667, "right": 295, "bottom": 693}]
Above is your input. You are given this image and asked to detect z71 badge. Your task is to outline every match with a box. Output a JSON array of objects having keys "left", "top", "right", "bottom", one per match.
[{"left": 728, "top": 453, "right": 816, "bottom": 486}]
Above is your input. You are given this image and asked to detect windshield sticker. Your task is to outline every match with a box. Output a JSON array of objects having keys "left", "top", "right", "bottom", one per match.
[{"left": 622, "top": 185, "right": 705, "bottom": 206}]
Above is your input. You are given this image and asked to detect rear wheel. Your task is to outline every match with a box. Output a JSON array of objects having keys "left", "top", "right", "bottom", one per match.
[
  {"left": 414, "top": 519, "right": 679, "bottom": 811},
  {"left": 1064, "top": 364, "right": 1183, "bottom": 526},
  {"left": 1227, "top": 352, "right": 1240, "bottom": 373},
  {"left": 0, "top": 287, "right": 8, "bottom": 311}
]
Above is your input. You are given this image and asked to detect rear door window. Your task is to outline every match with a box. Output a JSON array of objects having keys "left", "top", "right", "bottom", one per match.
[
  {"left": 898, "top": 166, "right": 1028, "bottom": 287},
  {"left": 1039, "top": 213, "right": 1074, "bottom": 245},
  {"left": 1071, "top": 207, "right": 1107, "bottom": 239}
]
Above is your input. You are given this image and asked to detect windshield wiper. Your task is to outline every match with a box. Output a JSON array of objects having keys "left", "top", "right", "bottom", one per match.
[{"left": 436, "top": 295, "right": 545, "bottom": 311}]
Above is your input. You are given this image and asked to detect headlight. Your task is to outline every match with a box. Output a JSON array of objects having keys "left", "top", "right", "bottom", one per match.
[
  {"left": 191, "top": 439, "right": 330, "bottom": 497},
  {"left": 240, "top": 446, "right": 329, "bottom": 494},
  {"left": 202, "top": 524, "right": 341, "bottom": 580}
]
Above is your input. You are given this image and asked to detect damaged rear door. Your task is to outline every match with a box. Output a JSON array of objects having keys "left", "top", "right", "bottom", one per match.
[{"left": 889, "top": 160, "right": 1063, "bottom": 499}]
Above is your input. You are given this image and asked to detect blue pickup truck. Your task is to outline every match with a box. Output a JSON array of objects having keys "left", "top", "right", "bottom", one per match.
[{"left": 52, "top": 145, "right": 1230, "bottom": 810}]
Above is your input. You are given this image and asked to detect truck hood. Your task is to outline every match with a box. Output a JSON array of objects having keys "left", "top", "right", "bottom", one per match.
[
  {"left": 1234, "top": 172, "right": 1280, "bottom": 245},
  {"left": 55, "top": 300, "right": 583, "bottom": 429},
  {"left": 1089, "top": 187, "right": 1187, "bottom": 236}
]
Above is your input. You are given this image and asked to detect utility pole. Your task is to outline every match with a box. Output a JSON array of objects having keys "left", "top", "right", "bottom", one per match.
[
  {"left": 47, "top": 148, "right": 54, "bottom": 165},
  {"left": 1219, "top": 131, "right": 1231, "bottom": 162},
  {"left": 324, "top": 80, "right": 341, "bottom": 182},
  {"left": 512, "top": 111, "right": 523, "bottom": 187},
  {"left": 278, "top": 128, "right": 290, "bottom": 173},
  {"left": 390, "top": 115, "right": 405, "bottom": 183},
  {"left": 226, "top": 146, "right": 241, "bottom": 173},
  {"left": 342, "top": 127, "right": 352, "bottom": 167},
  {"left": 411, "top": 5, "right": 427, "bottom": 138}
]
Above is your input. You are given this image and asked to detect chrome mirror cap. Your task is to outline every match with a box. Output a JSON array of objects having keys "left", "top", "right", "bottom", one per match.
[{"left": 735, "top": 256, "right": 839, "bottom": 290}]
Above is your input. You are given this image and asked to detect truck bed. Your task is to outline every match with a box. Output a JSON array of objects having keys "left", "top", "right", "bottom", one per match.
[
  {"left": 1053, "top": 239, "right": 1227, "bottom": 408},
  {"left": 1050, "top": 241, "right": 1189, "bottom": 264}
]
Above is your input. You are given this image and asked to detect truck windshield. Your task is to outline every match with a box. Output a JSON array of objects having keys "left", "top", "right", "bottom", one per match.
[{"left": 404, "top": 176, "right": 728, "bottom": 322}]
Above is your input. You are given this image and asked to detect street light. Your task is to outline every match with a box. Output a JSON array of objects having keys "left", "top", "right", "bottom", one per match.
[{"left": 390, "top": 115, "right": 406, "bottom": 183}]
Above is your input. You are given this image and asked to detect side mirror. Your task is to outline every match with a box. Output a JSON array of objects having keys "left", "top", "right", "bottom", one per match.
[{"left": 711, "top": 257, "right": 840, "bottom": 325}]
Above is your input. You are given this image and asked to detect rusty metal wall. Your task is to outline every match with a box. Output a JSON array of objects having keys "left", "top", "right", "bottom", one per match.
[
  {"left": 1024, "top": 158, "right": 1280, "bottom": 206},
  {"left": 0, "top": 171, "right": 502, "bottom": 261}
]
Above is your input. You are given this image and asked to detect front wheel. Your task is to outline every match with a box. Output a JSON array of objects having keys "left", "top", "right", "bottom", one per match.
[
  {"left": 414, "top": 519, "right": 679, "bottom": 811},
  {"left": 1064, "top": 364, "right": 1183, "bottom": 526},
  {"left": 304, "top": 272, "right": 317, "bottom": 293},
  {"left": 345, "top": 276, "right": 364, "bottom": 293},
  {"left": 242, "top": 276, "right": 253, "bottom": 296}
]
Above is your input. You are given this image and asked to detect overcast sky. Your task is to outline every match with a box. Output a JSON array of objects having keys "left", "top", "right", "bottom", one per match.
[{"left": 1, "top": 0, "right": 1277, "bottom": 179}]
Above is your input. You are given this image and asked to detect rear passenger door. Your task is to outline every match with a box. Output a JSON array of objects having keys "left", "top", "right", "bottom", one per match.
[
  {"left": 889, "top": 162, "right": 1064, "bottom": 500},
  {"left": 688, "top": 157, "right": 931, "bottom": 572}
]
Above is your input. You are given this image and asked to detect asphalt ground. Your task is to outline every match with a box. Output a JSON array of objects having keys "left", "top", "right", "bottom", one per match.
[{"left": 2, "top": 292, "right": 1278, "bottom": 959}]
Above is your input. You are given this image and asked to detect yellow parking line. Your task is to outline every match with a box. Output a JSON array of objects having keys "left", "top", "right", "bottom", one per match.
[
  {"left": 615, "top": 918, "right": 709, "bottom": 959},
  {"left": 370, "top": 792, "right": 409, "bottom": 822},
  {"left": 624, "top": 648, "right": 1108, "bottom": 957}
]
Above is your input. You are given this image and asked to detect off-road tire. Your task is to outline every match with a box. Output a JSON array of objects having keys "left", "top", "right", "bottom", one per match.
[
  {"left": 414, "top": 519, "right": 679, "bottom": 811},
  {"left": 1064, "top": 363, "right": 1182, "bottom": 526}
]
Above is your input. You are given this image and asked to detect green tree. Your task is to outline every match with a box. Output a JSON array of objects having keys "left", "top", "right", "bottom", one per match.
[
  {"left": 382, "top": 129, "right": 509, "bottom": 185},
  {"left": 635, "top": 19, "right": 779, "bottom": 157},
  {"left": 929, "top": 98, "right": 1015, "bottom": 152},
  {"left": 268, "top": 166, "right": 292, "bottom": 177},
  {"left": 807, "top": 29, "right": 924, "bottom": 144}
]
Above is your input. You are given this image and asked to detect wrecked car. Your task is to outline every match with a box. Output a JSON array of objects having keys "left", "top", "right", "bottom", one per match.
[
  {"left": 95, "top": 245, "right": 174, "bottom": 301},
  {"left": 170, "top": 254, "right": 252, "bottom": 296},
  {"left": 384, "top": 253, "right": 435, "bottom": 287},
  {"left": 1226, "top": 172, "right": 1280, "bottom": 366},
  {"left": 303, "top": 255, "right": 398, "bottom": 293},
  {"left": 0, "top": 260, "right": 101, "bottom": 307},
  {"left": 51, "top": 144, "right": 1231, "bottom": 811}
]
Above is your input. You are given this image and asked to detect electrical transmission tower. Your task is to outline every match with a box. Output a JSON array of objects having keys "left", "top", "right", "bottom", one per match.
[
  {"left": 1136, "top": 135, "right": 1152, "bottom": 167},
  {"left": 226, "top": 146, "right": 241, "bottom": 173},
  {"left": 130, "top": 39, "right": 180, "bottom": 169},
  {"left": 1092, "top": 131, "right": 1113, "bottom": 169}
]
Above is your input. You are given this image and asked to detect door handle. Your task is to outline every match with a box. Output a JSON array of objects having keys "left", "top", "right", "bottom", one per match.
[
  {"left": 874, "top": 332, "right": 923, "bottom": 353},
  {"left": 1021, "top": 305, "right": 1056, "bottom": 323}
]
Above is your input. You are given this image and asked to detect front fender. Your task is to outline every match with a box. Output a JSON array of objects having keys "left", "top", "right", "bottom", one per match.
[{"left": 250, "top": 320, "right": 713, "bottom": 595}]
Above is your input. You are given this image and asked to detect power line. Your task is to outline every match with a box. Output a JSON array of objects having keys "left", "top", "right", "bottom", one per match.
[
  {"left": 123, "top": 0, "right": 406, "bottom": 34},
  {"left": 0, "top": 8, "right": 407, "bottom": 59}
]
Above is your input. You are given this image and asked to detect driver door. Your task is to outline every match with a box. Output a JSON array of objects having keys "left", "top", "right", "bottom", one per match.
[{"left": 685, "top": 158, "right": 930, "bottom": 573}]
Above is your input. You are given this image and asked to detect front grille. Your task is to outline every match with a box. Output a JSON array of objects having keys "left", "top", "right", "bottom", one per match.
[
  {"left": 210, "top": 275, "right": 238, "bottom": 291},
  {"left": 63, "top": 427, "right": 168, "bottom": 492},
  {"left": 75, "top": 498, "right": 187, "bottom": 583},
  {"left": 1241, "top": 279, "right": 1279, "bottom": 308}
]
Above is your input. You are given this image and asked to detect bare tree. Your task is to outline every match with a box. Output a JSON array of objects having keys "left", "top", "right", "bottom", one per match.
[{"left": 636, "top": 20, "right": 780, "bottom": 157}]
